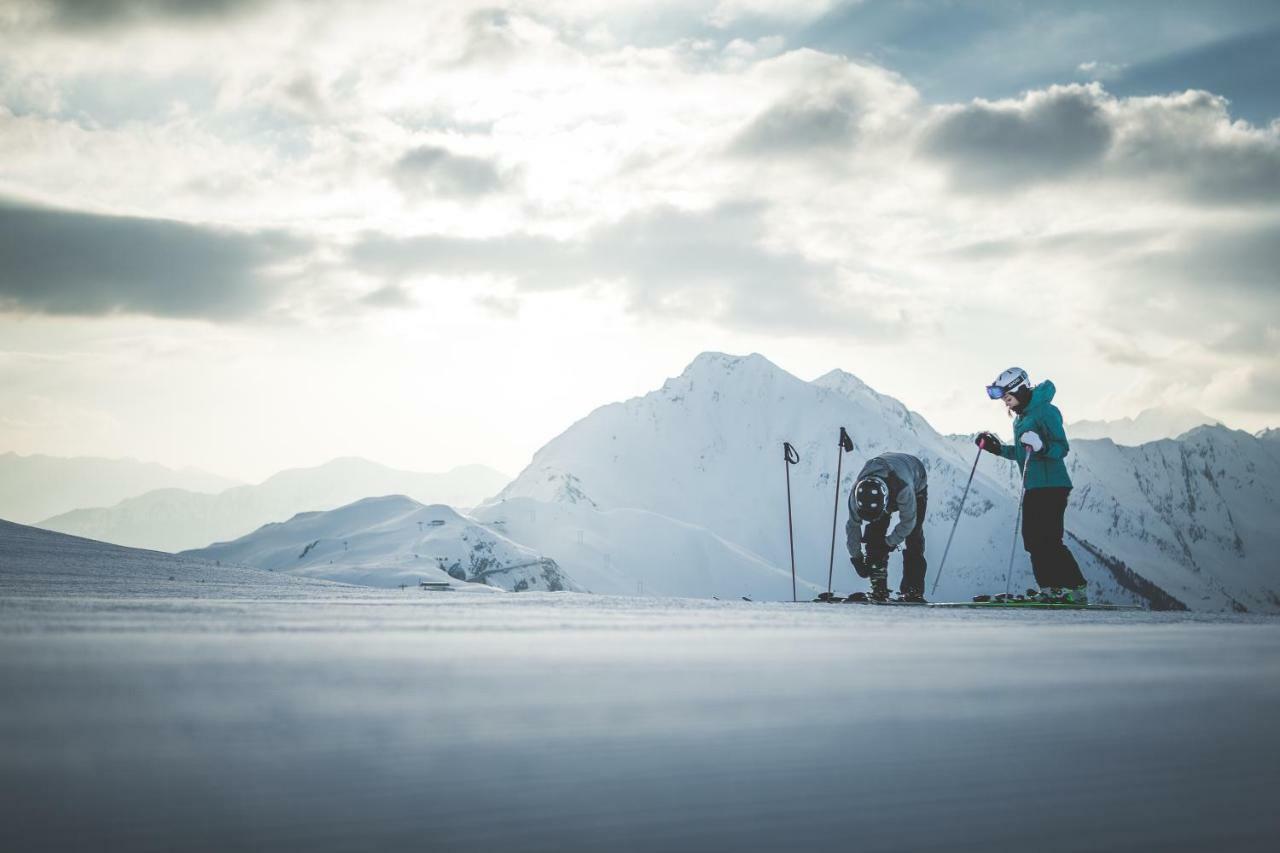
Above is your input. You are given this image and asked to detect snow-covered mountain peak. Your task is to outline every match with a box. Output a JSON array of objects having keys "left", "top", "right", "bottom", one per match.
[
  {"left": 1176, "top": 423, "right": 1252, "bottom": 446},
  {"left": 677, "top": 351, "right": 780, "bottom": 381},
  {"left": 658, "top": 351, "right": 802, "bottom": 405},
  {"left": 812, "top": 367, "right": 922, "bottom": 428},
  {"left": 186, "top": 494, "right": 578, "bottom": 593},
  {"left": 258, "top": 456, "right": 394, "bottom": 487},
  {"left": 267, "top": 494, "right": 458, "bottom": 535},
  {"left": 811, "top": 368, "right": 872, "bottom": 396}
]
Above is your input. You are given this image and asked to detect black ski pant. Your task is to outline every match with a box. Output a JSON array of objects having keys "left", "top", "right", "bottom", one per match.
[
  {"left": 864, "top": 490, "right": 927, "bottom": 595},
  {"left": 1022, "top": 487, "right": 1086, "bottom": 589}
]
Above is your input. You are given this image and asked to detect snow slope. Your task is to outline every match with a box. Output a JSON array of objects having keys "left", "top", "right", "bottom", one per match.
[
  {"left": 39, "top": 457, "right": 510, "bottom": 552},
  {"left": 0, "top": 517, "right": 334, "bottom": 599},
  {"left": 493, "top": 352, "right": 1275, "bottom": 612},
  {"left": 469, "top": 496, "right": 823, "bottom": 600},
  {"left": 184, "top": 495, "right": 576, "bottom": 592},
  {"left": 1069, "top": 405, "right": 1219, "bottom": 445},
  {"left": 0, "top": 452, "right": 237, "bottom": 524}
]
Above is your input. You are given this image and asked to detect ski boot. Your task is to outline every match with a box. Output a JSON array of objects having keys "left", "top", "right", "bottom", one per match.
[
  {"left": 895, "top": 587, "right": 927, "bottom": 604},
  {"left": 868, "top": 567, "right": 890, "bottom": 603},
  {"left": 1061, "top": 585, "right": 1089, "bottom": 605}
]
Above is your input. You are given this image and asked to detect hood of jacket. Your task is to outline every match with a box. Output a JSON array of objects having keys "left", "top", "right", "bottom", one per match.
[{"left": 1024, "top": 380, "right": 1057, "bottom": 415}]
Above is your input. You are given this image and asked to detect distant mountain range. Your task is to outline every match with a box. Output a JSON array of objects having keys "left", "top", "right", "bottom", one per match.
[
  {"left": 0, "top": 452, "right": 238, "bottom": 524},
  {"left": 36, "top": 457, "right": 510, "bottom": 552},
  {"left": 1068, "top": 405, "right": 1219, "bottom": 445}
]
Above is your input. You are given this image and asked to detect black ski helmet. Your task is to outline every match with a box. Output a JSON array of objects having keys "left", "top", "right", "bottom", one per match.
[{"left": 854, "top": 475, "right": 889, "bottom": 521}]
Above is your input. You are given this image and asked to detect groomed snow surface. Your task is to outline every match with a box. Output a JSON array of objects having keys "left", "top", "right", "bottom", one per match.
[{"left": 3, "top": 522, "right": 1279, "bottom": 852}]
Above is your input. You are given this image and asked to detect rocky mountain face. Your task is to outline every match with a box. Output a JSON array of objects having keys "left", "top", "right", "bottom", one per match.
[{"left": 1065, "top": 426, "right": 1280, "bottom": 611}]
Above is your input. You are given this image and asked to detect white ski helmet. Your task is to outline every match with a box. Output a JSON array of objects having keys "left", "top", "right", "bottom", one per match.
[
  {"left": 854, "top": 475, "right": 890, "bottom": 521},
  {"left": 986, "top": 367, "right": 1029, "bottom": 400}
]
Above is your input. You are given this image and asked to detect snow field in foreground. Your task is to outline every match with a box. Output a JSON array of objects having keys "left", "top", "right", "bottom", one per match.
[{"left": 3, "top": 587, "right": 1278, "bottom": 853}]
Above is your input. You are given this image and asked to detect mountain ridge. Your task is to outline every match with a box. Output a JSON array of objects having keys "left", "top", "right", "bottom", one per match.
[
  {"left": 38, "top": 457, "right": 511, "bottom": 552},
  {"left": 1068, "top": 405, "right": 1220, "bottom": 446},
  {"left": 0, "top": 452, "right": 239, "bottom": 524}
]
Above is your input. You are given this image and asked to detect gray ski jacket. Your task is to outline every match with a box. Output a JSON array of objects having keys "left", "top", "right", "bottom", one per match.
[{"left": 845, "top": 452, "right": 928, "bottom": 553}]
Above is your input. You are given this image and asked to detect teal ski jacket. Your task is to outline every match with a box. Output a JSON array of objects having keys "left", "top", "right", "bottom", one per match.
[{"left": 998, "top": 380, "right": 1073, "bottom": 490}]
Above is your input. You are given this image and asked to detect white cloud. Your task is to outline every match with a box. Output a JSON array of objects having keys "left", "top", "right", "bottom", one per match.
[
  {"left": 1076, "top": 60, "right": 1128, "bottom": 80},
  {"left": 921, "top": 83, "right": 1280, "bottom": 203},
  {"left": 706, "top": 0, "right": 843, "bottom": 29},
  {"left": 3, "top": 0, "right": 1279, "bottom": 471}
]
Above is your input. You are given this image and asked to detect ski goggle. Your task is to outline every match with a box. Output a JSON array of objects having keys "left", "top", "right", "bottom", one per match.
[{"left": 986, "top": 384, "right": 1010, "bottom": 399}]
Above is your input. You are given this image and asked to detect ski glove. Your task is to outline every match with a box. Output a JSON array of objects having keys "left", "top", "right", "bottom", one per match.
[
  {"left": 851, "top": 552, "right": 869, "bottom": 578},
  {"left": 1020, "top": 431, "right": 1044, "bottom": 453},
  {"left": 975, "top": 431, "right": 1002, "bottom": 454}
]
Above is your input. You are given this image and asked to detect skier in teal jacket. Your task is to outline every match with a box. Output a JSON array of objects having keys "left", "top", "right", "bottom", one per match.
[{"left": 975, "top": 367, "right": 1088, "bottom": 603}]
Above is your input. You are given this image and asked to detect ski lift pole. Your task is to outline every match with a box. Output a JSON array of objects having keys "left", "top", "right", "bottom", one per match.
[
  {"left": 783, "top": 442, "right": 800, "bottom": 603},
  {"left": 929, "top": 441, "right": 984, "bottom": 597},
  {"left": 826, "top": 427, "right": 855, "bottom": 595},
  {"left": 1004, "top": 442, "right": 1035, "bottom": 595}
]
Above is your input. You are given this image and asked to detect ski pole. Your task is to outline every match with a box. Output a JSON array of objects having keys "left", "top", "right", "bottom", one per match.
[
  {"left": 929, "top": 441, "right": 984, "bottom": 597},
  {"left": 826, "top": 427, "right": 854, "bottom": 595},
  {"left": 1004, "top": 443, "right": 1034, "bottom": 595},
  {"left": 783, "top": 442, "right": 800, "bottom": 603}
]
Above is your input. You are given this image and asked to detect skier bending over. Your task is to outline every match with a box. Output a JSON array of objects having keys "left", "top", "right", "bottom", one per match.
[
  {"left": 974, "top": 367, "right": 1088, "bottom": 604},
  {"left": 845, "top": 452, "right": 929, "bottom": 603}
]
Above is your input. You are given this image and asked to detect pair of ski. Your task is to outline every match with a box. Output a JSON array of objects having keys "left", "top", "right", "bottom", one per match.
[
  {"left": 935, "top": 593, "right": 1141, "bottom": 611},
  {"left": 813, "top": 591, "right": 925, "bottom": 607},
  {"left": 811, "top": 591, "right": 1142, "bottom": 611}
]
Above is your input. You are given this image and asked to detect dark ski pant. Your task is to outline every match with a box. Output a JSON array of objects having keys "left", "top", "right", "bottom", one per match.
[
  {"left": 1022, "top": 487, "right": 1086, "bottom": 589},
  {"left": 864, "top": 490, "right": 927, "bottom": 595}
]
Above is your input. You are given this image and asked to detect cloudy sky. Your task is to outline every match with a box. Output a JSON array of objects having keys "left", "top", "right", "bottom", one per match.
[{"left": 1, "top": 0, "right": 1277, "bottom": 482}]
